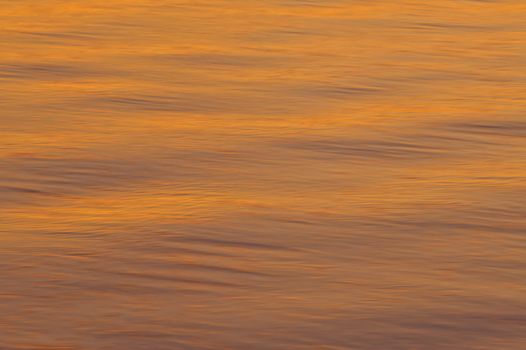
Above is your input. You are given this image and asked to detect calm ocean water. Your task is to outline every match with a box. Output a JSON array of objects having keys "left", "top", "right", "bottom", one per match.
[{"left": 1, "top": 1, "right": 525, "bottom": 349}]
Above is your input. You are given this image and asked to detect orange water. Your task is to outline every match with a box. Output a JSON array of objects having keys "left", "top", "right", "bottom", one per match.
[{"left": 1, "top": 1, "right": 526, "bottom": 349}]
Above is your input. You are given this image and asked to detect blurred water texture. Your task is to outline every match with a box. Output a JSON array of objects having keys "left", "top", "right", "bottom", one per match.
[{"left": 1, "top": 1, "right": 525, "bottom": 349}]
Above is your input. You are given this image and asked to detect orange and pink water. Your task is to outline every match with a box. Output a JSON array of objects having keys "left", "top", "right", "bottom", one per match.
[{"left": 1, "top": 1, "right": 526, "bottom": 349}]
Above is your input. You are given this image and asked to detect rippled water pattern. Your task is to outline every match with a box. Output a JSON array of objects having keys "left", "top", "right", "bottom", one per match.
[{"left": 1, "top": 1, "right": 526, "bottom": 349}]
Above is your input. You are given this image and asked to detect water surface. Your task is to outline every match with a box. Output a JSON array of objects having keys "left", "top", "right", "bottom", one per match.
[{"left": 1, "top": 1, "right": 526, "bottom": 349}]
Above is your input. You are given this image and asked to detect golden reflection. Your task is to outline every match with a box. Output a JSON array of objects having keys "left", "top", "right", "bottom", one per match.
[{"left": 1, "top": 1, "right": 525, "bottom": 349}]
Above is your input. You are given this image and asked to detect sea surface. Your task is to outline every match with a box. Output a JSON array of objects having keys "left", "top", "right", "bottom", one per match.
[{"left": 1, "top": 1, "right": 525, "bottom": 349}]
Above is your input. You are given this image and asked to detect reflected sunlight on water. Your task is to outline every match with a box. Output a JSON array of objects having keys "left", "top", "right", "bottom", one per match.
[{"left": 1, "top": 1, "right": 526, "bottom": 349}]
